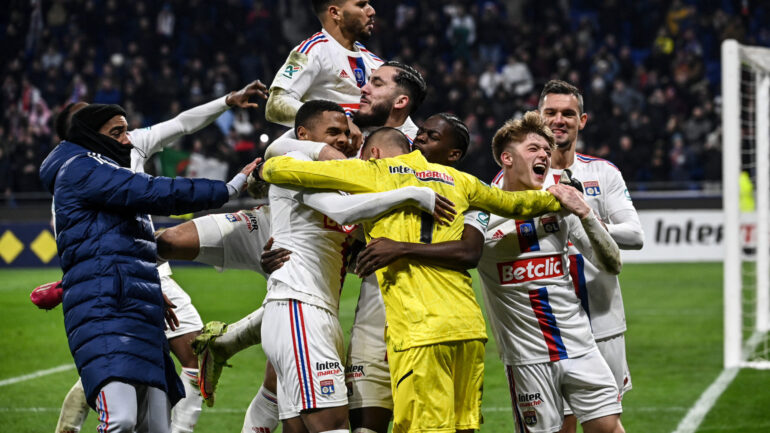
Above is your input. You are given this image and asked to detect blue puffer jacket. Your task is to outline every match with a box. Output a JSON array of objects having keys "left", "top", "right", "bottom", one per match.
[{"left": 40, "top": 141, "right": 229, "bottom": 407}]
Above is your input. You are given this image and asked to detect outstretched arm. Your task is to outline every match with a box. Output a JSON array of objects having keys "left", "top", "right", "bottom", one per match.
[
  {"left": 467, "top": 174, "right": 561, "bottom": 220},
  {"left": 131, "top": 80, "right": 267, "bottom": 157},
  {"left": 299, "top": 187, "right": 455, "bottom": 226}
]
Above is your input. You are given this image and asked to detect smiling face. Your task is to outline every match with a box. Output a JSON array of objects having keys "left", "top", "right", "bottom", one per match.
[
  {"left": 500, "top": 133, "right": 552, "bottom": 191},
  {"left": 297, "top": 110, "right": 352, "bottom": 156},
  {"left": 540, "top": 93, "right": 587, "bottom": 149},
  {"left": 98, "top": 115, "right": 131, "bottom": 146},
  {"left": 413, "top": 115, "right": 462, "bottom": 166}
]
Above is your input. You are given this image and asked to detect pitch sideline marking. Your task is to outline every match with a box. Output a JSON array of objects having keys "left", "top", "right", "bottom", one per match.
[
  {"left": 0, "top": 364, "right": 75, "bottom": 387},
  {"left": 671, "top": 367, "right": 739, "bottom": 433}
]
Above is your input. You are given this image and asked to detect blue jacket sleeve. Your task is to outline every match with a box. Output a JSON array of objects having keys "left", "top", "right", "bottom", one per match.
[{"left": 60, "top": 153, "right": 229, "bottom": 215}]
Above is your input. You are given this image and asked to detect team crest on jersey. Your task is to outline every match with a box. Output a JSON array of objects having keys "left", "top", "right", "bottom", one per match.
[
  {"left": 225, "top": 213, "right": 241, "bottom": 223},
  {"left": 541, "top": 215, "right": 560, "bottom": 233},
  {"left": 347, "top": 56, "right": 366, "bottom": 87},
  {"left": 320, "top": 379, "right": 335, "bottom": 395},
  {"left": 523, "top": 409, "right": 538, "bottom": 426},
  {"left": 282, "top": 64, "right": 302, "bottom": 79},
  {"left": 583, "top": 180, "right": 601, "bottom": 196}
]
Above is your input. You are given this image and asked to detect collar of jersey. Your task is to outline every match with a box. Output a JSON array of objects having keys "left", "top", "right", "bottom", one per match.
[{"left": 321, "top": 28, "right": 362, "bottom": 56}]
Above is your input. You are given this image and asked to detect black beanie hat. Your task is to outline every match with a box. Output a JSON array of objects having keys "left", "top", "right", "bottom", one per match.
[{"left": 67, "top": 104, "right": 132, "bottom": 167}]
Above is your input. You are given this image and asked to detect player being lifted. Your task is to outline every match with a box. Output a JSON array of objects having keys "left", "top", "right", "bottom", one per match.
[
  {"left": 267, "top": 0, "right": 380, "bottom": 151},
  {"left": 478, "top": 111, "right": 624, "bottom": 433},
  {"left": 492, "top": 81, "right": 643, "bottom": 433},
  {"left": 256, "top": 124, "right": 563, "bottom": 432},
  {"left": 33, "top": 80, "right": 267, "bottom": 433}
]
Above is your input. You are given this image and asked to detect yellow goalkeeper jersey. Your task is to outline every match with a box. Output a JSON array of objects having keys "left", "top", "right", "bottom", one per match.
[{"left": 263, "top": 150, "right": 561, "bottom": 350}]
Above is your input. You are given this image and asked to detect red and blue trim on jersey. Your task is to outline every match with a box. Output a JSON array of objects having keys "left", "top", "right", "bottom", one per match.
[
  {"left": 355, "top": 42, "right": 384, "bottom": 63},
  {"left": 289, "top": 300, "right": 317, "bottom": 409},
  {"left": 576, "top": 153, "right": 620, "bottom": 171},
  {"left": 492, "top": 169, "right": 504, "bottom": 186},
  {"left": 96, "top": 391, "right": 109, "bottom": 433},
  {"left": 516, "top": 220, "right": 540, "bottom": 252},
  {"left": 506, "top": 366, "right": 530, "bottom": 433},
  {"left": 297, "top": 32, "right": 328, "bottom": 54},
  {"left": 569, "top": 253, "right": 591, "bottom": 321},
  {"left": 529, "top": 287, "right": 569, "bottom": 361}
]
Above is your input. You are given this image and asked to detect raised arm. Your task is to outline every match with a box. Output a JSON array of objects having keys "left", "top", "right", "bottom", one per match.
[{"left": 131, "top": 81, "right": 267, "bottom": 157}]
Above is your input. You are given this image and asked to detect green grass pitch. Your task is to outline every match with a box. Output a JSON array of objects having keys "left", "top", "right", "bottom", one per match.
[{"left": 1, "top": 263, "right": 768, "bottom": 432}]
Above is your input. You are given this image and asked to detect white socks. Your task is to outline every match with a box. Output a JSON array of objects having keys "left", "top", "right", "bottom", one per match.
[
  {"left": 213, "top": 307, "right": 264, "bottom": 359},
  {"left": 55, "top": 378, "right": 90, "bottom": 433},
  {"left": 171, "top": 368, "right": 203, "bottom": 433},
  {"left": 241, "top": 385, "right": 279, "bottom": 433}
]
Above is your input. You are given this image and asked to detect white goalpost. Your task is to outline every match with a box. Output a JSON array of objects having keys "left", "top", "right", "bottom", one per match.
[{"left": 722, "top": 39, "right": 770, "bottom": 369}]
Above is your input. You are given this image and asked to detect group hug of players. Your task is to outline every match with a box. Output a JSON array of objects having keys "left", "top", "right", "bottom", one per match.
[{"left": 35, "top": 1, "right": 644, "bottom": 433}]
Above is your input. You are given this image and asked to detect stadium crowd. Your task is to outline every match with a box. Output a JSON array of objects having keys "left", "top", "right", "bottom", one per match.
[{"left": 1, "top": 0, "right": 768, "bottom": 203}]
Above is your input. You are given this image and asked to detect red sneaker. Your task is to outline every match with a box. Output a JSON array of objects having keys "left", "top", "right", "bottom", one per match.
[{"left": 30, "top": 280, "right": 63, "bottom": 310}]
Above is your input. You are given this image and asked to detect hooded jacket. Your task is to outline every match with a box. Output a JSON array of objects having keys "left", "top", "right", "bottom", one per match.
[{"left": 40, "top": 140, "right": 229, "bottom": 407}]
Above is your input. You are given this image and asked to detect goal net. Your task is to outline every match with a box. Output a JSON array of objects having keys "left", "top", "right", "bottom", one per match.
[{"left": 723, "top": 39, "right": 770, "bottom": 369}]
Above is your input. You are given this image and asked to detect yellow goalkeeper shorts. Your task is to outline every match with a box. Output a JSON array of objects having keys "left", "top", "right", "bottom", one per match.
[{"left": 389, "top": 339, "right": 485, "bottom": 433}]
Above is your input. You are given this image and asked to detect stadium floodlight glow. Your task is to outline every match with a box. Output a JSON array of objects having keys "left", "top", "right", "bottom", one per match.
[
  {"left": 260, "top": 134, "right": 269, "bottom": 143},
  {"left": 722, "top": 39, "right": 770, "bottom": 370}
]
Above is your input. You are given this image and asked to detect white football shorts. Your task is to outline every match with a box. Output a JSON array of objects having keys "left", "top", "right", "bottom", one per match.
[
  {"left": 262, "top": 297, "right": 347, "bottom": 420},
  {"left": 506, "top": 348, "right": 621, "bottom": 433},
  {"left": 345, "top": 325, "right": 391, "bottom": 410},
  {"left": 564, "top": 333, "right": 631, "bottom": 415},
  {"left": 345, "top": 275, "right": 392, "bottom": 410},
  {"left": 596, "top": 333, "right": 632, "bottom": 396},
  {"left": 160, "top": 274, "right": 203, "bottom": 339},
  {"left": 192, "top": 207, "right": 270, "bottom": 273}
]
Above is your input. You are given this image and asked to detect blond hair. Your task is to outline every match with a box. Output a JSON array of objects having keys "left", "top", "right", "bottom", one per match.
[{"left": 491, "top": 110, "right": 555, "bottom": 166}]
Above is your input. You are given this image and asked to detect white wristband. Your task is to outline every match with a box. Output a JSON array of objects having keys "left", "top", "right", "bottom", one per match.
[{"left": 226, "top": 173, "right": 247, "bottom": 199}]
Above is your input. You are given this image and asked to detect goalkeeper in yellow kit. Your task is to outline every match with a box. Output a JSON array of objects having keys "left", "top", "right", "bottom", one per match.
[{"left": 258, "top": 127, "right": 561, "bottom": 433}]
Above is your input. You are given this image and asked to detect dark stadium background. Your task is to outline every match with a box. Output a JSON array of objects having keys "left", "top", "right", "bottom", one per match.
[{"left": 2, "top": 0, "right": 769, "bottom": 211}]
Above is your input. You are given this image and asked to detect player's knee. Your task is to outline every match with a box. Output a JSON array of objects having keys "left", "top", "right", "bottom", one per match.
[{"left": 103, "top": 410, "right": 137, "bottom": 432}]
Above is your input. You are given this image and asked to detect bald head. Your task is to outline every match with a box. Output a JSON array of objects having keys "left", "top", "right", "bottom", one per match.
[{"left": 360, "top": 127, "right": 410, "bottom": 160}]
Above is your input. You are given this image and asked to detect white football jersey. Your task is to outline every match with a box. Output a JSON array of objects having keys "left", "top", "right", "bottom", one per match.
[
  {"left": 491, "top": 153, "right": 640, "bottom": 339},
  {"left": 265, "top": 151, "right": 357, "bottom": 313},
  {"left": 478, "top": 212, "right": 597, "bottom": 366},
  {"left": 271, "top": 29, "right": 384, "bottom": 117}
]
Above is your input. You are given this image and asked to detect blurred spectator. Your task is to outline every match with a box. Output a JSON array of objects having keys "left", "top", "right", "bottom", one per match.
[
  {"left": 500, "top": 53, "right": 534, "bottom": 97},
  {"left": 0, "top": 0, "right": 766, "bottom": 200}
]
